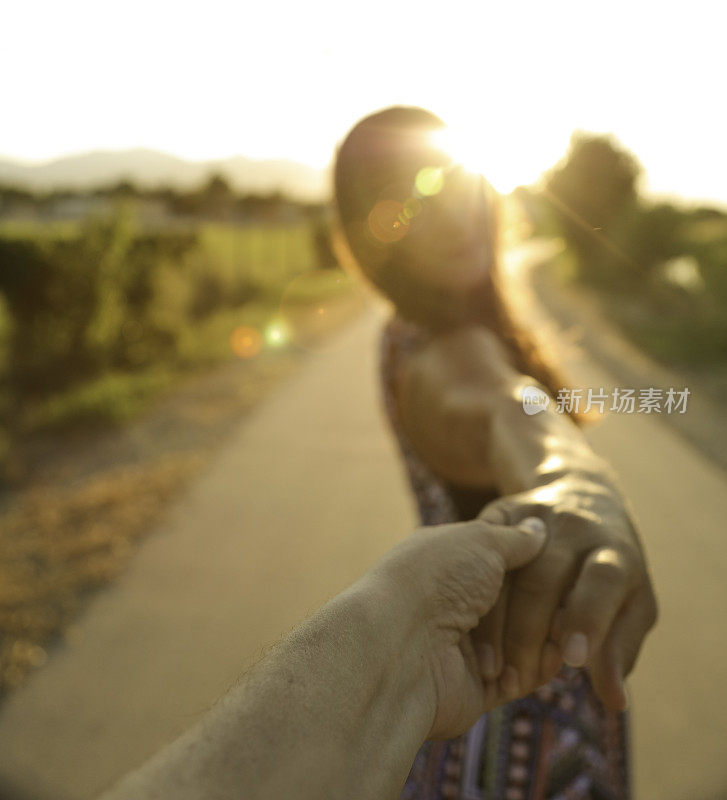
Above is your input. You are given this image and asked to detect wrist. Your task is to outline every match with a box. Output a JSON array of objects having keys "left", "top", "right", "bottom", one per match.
[
  {"left": 347, "top": 569, "right": 437, "bottom": 735},
  {"left": 531, "top": 456, "right": 623, "bottom": 497},
  {"left": 239, "top": 573, "right": 437, "bottom": 800}
]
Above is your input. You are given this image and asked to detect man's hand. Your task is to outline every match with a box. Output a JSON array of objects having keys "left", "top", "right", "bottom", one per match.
[
  {"left": 475, "top": 475, "right": 658, "bottom": 711},
  {"left": 102, "top": 517, "right": 549, "bottom": 800},
  {"left": 369, "top": 516, "right": 548, "bottom": 739}
]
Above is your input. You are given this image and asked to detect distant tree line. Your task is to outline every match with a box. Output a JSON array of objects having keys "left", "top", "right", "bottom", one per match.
[
  {"left": 0, "top": 173, "right": 332, "bottom": 226},
  {"left": 517, "top": 132, "right": 727, "bottom": 366},
  {"left": 0, "top": 172, "right": 345, "bottom": 463},
  {"left": 518, "top": 132, "right": 726, "bottom": 288}
]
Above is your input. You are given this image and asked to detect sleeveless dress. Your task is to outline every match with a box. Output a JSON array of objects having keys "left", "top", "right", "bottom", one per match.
[{"left": 380, "top": 315, "right": 630, "bottom": 800}]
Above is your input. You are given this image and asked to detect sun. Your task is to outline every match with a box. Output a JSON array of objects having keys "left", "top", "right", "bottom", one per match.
[{"left": 427, "top": 126, "right": 514, "bottom": 194}]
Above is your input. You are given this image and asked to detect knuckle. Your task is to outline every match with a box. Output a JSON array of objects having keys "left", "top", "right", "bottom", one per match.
[
  {"left": 554, "top": 506, "right": 601, "bottom": 536},
  {"left": 586, "top": 549, "right": 627, "bottom": 586},
  {"left": 617, "top": 539, "right": 643, "bottom": 565},
  {"left": 479, "top": 496, "right": 527, "bottom": 526},
  {"left": 610, "top": 541, "right": 652, "bottom": 589},
  {"left": 478, "top": 504, "right": 508, "bottom": 524}
]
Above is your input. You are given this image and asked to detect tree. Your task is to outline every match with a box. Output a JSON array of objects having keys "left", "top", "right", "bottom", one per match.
[
  {"left": 200, "top": 173, "right": 234, "bottom": 219},
  {"left": 544, "top": 132, "right": 642, "bottom": 261}
]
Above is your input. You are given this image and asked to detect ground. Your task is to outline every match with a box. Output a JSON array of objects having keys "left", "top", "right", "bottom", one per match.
[{"left": 0, "top": 284, "right": 366, "bottom": 697}]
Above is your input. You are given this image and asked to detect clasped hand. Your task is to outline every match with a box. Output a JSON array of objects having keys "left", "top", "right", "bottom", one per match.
[
  {"left": 370, "top": 477, "right": 657, "bottom": 744},
  {"left": 475, "top": 473, "right": 658, "bottom": 712}
]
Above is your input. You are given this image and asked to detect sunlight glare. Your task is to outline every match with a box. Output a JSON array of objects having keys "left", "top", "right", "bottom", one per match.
[{"left": 428, "top": 126, "right": 515, "bottom": 194}]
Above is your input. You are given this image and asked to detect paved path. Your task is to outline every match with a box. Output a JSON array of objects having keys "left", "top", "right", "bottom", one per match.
[
  {"left": 0, "top": 305, "right": 416, "bottom": 800},
  {"left": 1, "top": 249, "right": 726, "bottom": 800},
  {"left": 508, "top": 241, "right": 727, "bottom": 800}
]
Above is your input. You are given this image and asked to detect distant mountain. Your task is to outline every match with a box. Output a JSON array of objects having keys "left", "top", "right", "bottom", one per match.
[{"left": 0, "top": 149, "right": 330, "bottom": 201}]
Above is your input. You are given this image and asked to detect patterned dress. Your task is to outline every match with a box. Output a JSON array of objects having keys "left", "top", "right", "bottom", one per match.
[{"left": 380, "top": 315, "right": 630, "bottom": 800}]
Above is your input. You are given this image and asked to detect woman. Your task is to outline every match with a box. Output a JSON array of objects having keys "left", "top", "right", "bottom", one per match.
[{"left": 332, "top": 107, "right": 657, "bottom": 800}]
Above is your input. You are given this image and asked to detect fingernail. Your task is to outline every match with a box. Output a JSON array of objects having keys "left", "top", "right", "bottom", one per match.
[
  {"left": 481, "top": 644, "right": 496, "bottom": 679},
  {"left": 563, "top": 632, "right": 589, "bottom": 667},
  {"left": 519, "top": 516, "right": 546, "bottom": 540}
]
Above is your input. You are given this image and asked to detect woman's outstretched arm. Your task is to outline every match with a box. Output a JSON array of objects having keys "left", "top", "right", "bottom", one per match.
[
  {"left": 397, "top": 324, "right": 615, "bottom": 494},
  {"left": 397, "top": 325, "right": 658, "bottom": 709}
]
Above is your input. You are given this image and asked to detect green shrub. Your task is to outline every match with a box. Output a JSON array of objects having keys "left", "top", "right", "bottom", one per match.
[{"left": 0, "top": 209, "right": 334, "bottom": 437}]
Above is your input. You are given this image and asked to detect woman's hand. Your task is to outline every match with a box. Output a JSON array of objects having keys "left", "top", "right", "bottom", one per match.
[
  {"left": 475, "top": 475, "right": 658, "bottom": 710},
  {"left": 369, "top": 516, "right": 548, "bottom": 739}
]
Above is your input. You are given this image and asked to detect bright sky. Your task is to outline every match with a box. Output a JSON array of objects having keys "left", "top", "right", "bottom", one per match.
[{"left": 4, "top": 0, "right": 726, "bottom": 206}]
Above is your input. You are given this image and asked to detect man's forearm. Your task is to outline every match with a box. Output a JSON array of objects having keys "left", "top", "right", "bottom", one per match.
[{"left": 101, "top": 576, "right": 434, "bottom": 800}]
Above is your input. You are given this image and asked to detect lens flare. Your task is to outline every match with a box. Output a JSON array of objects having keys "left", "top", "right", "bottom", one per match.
[
  {"left": 403, "top": 197, "right": 422, "bottom": 218},
  {"left": 264, "top": 321, "right": 289, "bottom": 347},
  {"left": 368, "top": 199, "right": 409, "bottom": 243},
  {"left": 414, "top": 166, "right": 444, "bottom": 196},
  {"left": 279, "top": 270, "right": 359, "bottom": 351},
  {"left": 229, "top": 325, "right": 262, "bottom": 359}
]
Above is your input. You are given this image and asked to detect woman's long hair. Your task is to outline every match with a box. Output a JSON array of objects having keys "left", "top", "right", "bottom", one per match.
[{"left": 333, "top": 106, "right": 584, "bottom": 423}]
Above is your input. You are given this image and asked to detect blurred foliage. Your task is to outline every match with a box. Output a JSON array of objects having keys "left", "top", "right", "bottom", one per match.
[
  {"left": 0, "top": 185, "right": 349, "bottom": 458},
  {"left": 544, "top": 132, "right": 642, "bottom": 264},
  {"left": 520, "top": 133, "right": 727, "bottom": 369},
  {"left": 310, "top": 215, "right": 339, "bottom": 269},
  {"left": 0, "top": 176, "right": 357, "bottom": 694}
]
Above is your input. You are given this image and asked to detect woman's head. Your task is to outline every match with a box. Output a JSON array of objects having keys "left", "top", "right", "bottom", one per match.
[
  {"left": 333, "top": 106, "right": 587, "bottom": 424},
  {"left": 334, "top": 106, "right": 500, "bottom": 331}
]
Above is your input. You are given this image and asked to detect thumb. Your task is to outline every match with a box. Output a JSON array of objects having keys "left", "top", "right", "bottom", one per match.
[{"left": 484, "top": 516, "right": 548, "bottom": 571}]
